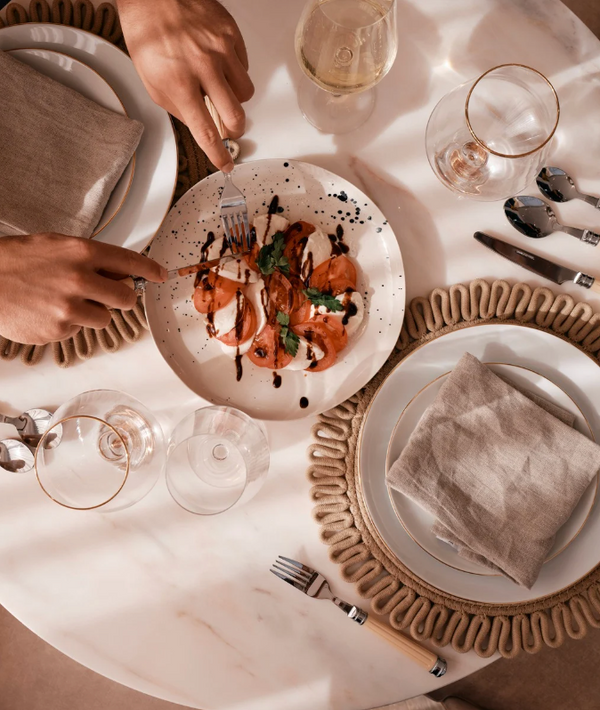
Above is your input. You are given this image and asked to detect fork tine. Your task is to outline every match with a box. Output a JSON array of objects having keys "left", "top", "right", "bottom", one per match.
[
  {"left": 229, "top": 214, "right": 242, "bottom": 253},
  {"left": 270, "top": 568, "right": 307, "bottom": 592},
  {"left": 272, "top": 562, "right": 312, "bottom": 585},
  {"left": 242, "top": 213, "right": 251, "bottom": 250},
  {"left": 234, "top": 213, "right": 246, "bottom": 249},
  {"left": 271, "top": 566, "right": 310, "bottom": 591},
  {"left": 221, "top": 216, "right": 233, "bottom": 250},
  {"left": 279, "top": 556, "right": 316, "bottom": 575},
  {"left": 273, "top": 559, "right": 313, "bottom": 582}
]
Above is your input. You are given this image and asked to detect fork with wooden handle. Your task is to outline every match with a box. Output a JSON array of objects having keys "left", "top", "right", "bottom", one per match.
[{"left": 271, "top": 556, "right": 447, "bottom": 676}]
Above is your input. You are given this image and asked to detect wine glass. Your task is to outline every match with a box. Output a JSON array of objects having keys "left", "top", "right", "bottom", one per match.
[
  {"left": 295, "top": 0, "right": 398, "bottom": 134},
  {"left": 35, "top": 390, "right": 165, "bottom": 512},
  {"left": 425, "top": 64, "right": 560, "bottom": 201},
  {"left": 166, "top": 406, "right": 270, "bottom": 516}
]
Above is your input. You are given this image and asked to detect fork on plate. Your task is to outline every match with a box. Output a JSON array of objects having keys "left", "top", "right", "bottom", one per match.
[
  {"left": 204, "top": 97, "right": 252, "bottom": 253},
  {"left": 271, "top": 555, "right": 447, "bottom": 676}
]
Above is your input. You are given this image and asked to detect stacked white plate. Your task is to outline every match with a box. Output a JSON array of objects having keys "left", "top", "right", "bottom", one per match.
[
  {"left": 0, "top": 23, "right": 178, "bottom": 251},
  {"left": 358, "top": 323, "right": 600, "bottom": 604}
]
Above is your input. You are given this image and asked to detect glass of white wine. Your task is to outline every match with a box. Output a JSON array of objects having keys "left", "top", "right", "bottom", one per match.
[{"left": 295, "top": 0, "right": 397, "bottom": 134}]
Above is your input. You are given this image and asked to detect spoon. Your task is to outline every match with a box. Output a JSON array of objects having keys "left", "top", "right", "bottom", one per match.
[
  {"left": 0, "top": 408, "right": 53, "bottom": 447},
  {"left": 504, "top": 196, "right": 600, "bottom": 246},
  {"left": 0, "top": 439, "right": 35, "bottom": 473},
  {"left": 537, "top": 167, "right": 600, "bottom": 209}
]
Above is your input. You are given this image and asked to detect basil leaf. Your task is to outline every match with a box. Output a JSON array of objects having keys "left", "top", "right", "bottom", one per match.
[
  {"left": 276, "top": 311, "right": 290, "bottom": 327},
  {"left": 303, "top": 288, "right": 344, "bottom": 312},
  {"left": 283, "top": 329, "right": 300, "bottom": 357},
  {"left": 257, "top": 232, "right": 289, "bottom": 276}
]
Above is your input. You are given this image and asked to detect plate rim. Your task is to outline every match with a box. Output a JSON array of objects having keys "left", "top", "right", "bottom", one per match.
[
  {"left": 357, "top": 320, "right": 600, "bottom": 606},
  {"left": 0, "top": 22, "right": 178, "bottom": 254},
  {"left": 145, "top": 157, "right": 406, "bottom": 420},
  {"left": 384, "top": 361, "right": 598, "bottom": 577}
]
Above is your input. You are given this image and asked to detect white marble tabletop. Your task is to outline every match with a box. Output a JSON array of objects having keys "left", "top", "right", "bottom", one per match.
[{"left": 1, "top": 1, "right": 600, "bottom": 709}]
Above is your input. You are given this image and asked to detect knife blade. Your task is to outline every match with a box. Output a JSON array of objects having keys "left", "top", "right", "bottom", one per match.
[{"left": 473, "top": 232, "right": 600, "bottom": 293}]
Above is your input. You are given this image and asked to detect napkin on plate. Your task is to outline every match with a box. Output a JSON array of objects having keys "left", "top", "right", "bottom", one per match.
[
  {"left": 0, "top": 50, "right": 143, "bottom": 238},
  {"left": 386, "top": 352, "right": 600, "bottom": 589}
]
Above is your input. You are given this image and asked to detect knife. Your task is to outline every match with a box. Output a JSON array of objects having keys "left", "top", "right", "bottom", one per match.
[
  {"left": 130, "top": 250, "right": 251, "bottom": 294},
  {"left": 474, "top": 232, "right": 600, "bottom": 293}
]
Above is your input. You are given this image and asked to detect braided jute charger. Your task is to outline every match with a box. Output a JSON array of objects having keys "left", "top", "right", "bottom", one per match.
[
  {"left": 309, "top": 278, "right": 600, "bottom": 658},
  {"left": 0, "top": 0, "right": 212, "bottom": 368}
]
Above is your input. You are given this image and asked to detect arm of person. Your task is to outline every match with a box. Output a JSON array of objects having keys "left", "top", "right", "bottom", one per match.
[
  {"left": 116, "top": 0, "right": 255, "bottom": 172},
  {"left": 0, "top": 233, "right": 167, "bottom": 345}
]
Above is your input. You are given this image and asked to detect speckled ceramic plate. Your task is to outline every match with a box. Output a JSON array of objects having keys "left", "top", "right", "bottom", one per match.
[{"left": 146, "top": 159, "right": 405, "bottom": 420}]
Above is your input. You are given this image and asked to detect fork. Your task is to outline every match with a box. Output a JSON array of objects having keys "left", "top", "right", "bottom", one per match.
[
  {"left": 204, "top": 97, "right": 252, "bottom": 253},
  {"left": 271, "top": 556, "right": 447, "bottom": 677}
]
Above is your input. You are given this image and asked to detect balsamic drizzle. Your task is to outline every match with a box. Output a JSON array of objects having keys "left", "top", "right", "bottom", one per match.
[
  {"left": 272, "top": 372, "right": 282, "bottom": 389},
  {"left": 299, "top": 397, "right": 309, "bottom": 409}
]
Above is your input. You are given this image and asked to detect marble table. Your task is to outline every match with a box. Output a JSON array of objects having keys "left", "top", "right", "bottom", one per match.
[{"left": 1, "top": 1, "right": 600, "bottom": 708}]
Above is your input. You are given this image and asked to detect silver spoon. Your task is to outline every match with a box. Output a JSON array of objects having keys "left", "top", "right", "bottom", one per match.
[
  {"left": 0, "top": 408, "right": 53, "bottom": 447},
  {"left": 0, "top": 439, "right": 35, "bottom": 473},
  {"left": 537, "top": 167, "right": 600, "bottom": 209},
  {"left": 504, "top": 196, "right": 600, "bottom": 246}
]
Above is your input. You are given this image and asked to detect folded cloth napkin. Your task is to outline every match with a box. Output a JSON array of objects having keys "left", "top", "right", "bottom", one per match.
[
  {"left": 387, "top": 352, "right": 600, "bottom": 588},
  {"left": 0, "top": 50, "right": 143, "bottom": 238}
]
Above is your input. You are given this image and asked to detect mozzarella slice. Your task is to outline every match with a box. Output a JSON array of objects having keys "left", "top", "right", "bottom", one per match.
[
  {"left": 214, "top": 259, "right": 258, "bottom": 285},
  {"left": 201, "top": 236, "right": 227, "bottom": 261},
  {"left": 245, "top": 279, "right": 268, "bottom": 337},
  {"left": 301, "top": 227, "right": 332, "bottom": 280},
  {"left": 283, "top": 337, "right": 325, "bottom": 371},
  {"left": 310, "top": 291, "right": 365, "bottom": 338},
  {"left": 207, "top": 293, "right": 245, "bottom": 338},
  {"left": 253, "top": 213, "right": 289, "bottom": 247}
]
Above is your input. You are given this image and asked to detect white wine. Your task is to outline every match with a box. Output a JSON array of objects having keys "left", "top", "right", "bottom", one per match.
[{"left": 296, "top": 0, "right": 397, "bottom": 94}]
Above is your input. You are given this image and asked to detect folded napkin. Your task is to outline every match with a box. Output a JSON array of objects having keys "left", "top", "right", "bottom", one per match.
[
  {"left": 0, "top": 50, "right": 143, "bottom": 238},
  {"left": 387, "top": 353, "right": 600, "bottom": 588}
]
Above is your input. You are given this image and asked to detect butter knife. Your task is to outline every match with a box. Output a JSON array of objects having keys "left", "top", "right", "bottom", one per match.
[{"left": 474, "top": 232, "right": 600, "bottom": 293}]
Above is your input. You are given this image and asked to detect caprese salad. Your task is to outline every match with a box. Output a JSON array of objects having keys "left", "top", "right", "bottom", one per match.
[{"left": 192, "top": 200, "right": 365, "bottom": 381}]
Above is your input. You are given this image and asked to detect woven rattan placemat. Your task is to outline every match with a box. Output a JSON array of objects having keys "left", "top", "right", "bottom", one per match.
[
  {"left": 0, "top": 0, "right": 211, "bottom": 367},
  {"left": 309, "top": 278, "right": 600, "bottom": 658}
]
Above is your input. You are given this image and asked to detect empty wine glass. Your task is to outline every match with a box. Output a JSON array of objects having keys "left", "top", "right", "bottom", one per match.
[
  {"left": 425, "top": 64, "right": 560, "bottom": 201},
  {"left": 166, "top": 406, "right": 270, "bottom": 515},
  {"left": 35, "top": 390, "right": 165, "bottom": 511},
  {"left": 295, "top": 0, "right": 397, "bottom": 134}
]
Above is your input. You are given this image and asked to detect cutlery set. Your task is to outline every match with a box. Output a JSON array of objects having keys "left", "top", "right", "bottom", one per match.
[
  {"left": 475, "top": 167, "right": 600, "bottom": 287},
  {"left": 0, "top": 408, "right": 53, "bottom": 473}
]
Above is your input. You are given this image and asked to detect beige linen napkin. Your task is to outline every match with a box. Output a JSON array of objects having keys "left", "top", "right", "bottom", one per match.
[
  {"left": 387, "top": 352, "right": 600, "bottom": 588},
  {"left": 0, "top": 50, "right": 143, "bottom": 238}
]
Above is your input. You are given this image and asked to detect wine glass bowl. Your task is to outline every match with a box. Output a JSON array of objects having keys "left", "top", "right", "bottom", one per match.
[
  {"left": 35, "top": 390, "right": 165, "bottom": 512},
  {"left": 295, "top": 0, "right": 397, "bottom": 133},
  {"left": 425, "top": 64, "right": 560, "bottom": 201},
  {"left": 166, "top": 406, "right": 270, "bottom": 516}
]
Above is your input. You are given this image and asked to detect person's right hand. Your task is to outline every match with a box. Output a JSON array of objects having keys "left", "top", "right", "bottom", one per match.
[{"left": 0, "top": 233, "right": 167, "bottom": 345}]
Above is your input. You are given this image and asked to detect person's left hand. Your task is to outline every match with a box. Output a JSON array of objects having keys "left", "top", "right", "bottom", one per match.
[{"left": 117, "top": 0, "right": 254, "bottom": 172}]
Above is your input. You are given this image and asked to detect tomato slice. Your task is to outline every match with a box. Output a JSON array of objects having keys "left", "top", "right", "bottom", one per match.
[
  {"left": 310, "top": 256, "right": 357, "bottom": 295},
  {"left": 284, "top": 221, "right": 315, "bottom": 275},
  {"left": 245, "top": 242, "right": 261, "bottom": 273},
  {"left": 217, "top": 300, "right": 257, "bottom": 346},
  {"left": 267, "top": 271, "right": 296, "bottom": 314},
  {"left": 292, "top": 322, "right": 337, "bottom": 372},
  {"left": 290, "top": 298, "right": 311, "bottom": 326},
  {"left": 310, "top": 314, "right": 348, "bottom": 352},
  {"left": 193, "top": 271, "right": 239, "bottom": 314},
  {"left": 247, "top": 324, "right": 293, "bottom": 369}
]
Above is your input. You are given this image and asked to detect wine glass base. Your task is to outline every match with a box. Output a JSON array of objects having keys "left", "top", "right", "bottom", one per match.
[{"left": 298, "top": 78, "right": 376, "bottom": 134}]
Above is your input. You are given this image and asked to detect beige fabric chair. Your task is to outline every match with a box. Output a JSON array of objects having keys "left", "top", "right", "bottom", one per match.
[{"left": 429, "top": 628, "right": 600, "bottom": 710}]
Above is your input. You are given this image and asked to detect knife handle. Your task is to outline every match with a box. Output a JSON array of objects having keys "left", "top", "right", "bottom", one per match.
[
  {"left": 364, "top": 614, "right": 446, "bottom": 676},
  {"left": 589, "top": 279, "right": 600, "bottom": 294}
]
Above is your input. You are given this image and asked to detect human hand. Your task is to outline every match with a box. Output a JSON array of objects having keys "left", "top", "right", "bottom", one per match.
[
  {"left": 117, "top": 0, "right": 254, "bottom": 172},
  {"left": 0, "top": 233, "right": 167, "bottom": 345}
]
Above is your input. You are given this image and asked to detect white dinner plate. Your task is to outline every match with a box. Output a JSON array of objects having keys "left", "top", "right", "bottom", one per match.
[
  {"left": 384, "top": 363, "right": 597, "bottom": 577},
  {"left": 358, "top": 323, "right": 600, "bottom": 604},
  {"left": 0, "top": 24, "right": 178, "bottom": 253},
  {"left": 146, "top": 159, "right": 405, "bottom": 420},
  {"left": 6, "top": 48, "right": 134, "bottom": 239}
]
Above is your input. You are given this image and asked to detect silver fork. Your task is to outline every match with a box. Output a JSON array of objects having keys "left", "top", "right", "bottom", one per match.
[
  {"left": 204, "top": 97, "right": 252, "bottom": 253},
  {"left": 271, "top": 556, "right": 447, "bottom": 677}
]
